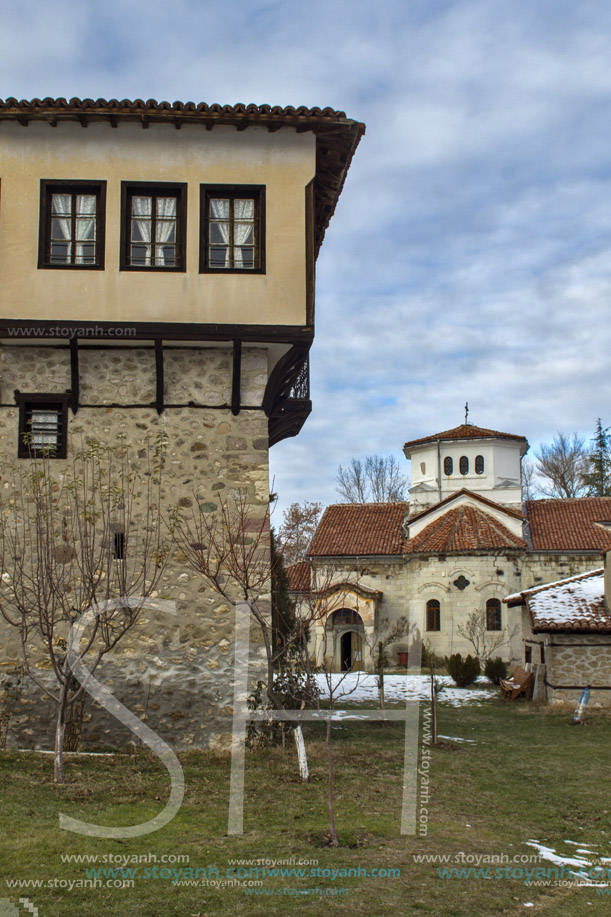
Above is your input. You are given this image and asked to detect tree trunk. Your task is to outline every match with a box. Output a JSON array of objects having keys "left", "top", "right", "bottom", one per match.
[
  {"left": 325, "top": 703, "right": 339, "bottom": 846},
  {"left": 54, "top": 681, "right": 69, "bottom": 784},
  {"left": 293, "top": 726, "right": 310, "bottom": 782},
  {"left": 430, "top": 670, "right": 438, "bottom": 746},
  {"left": 378, "top": 643, "right": 385, "bottom": 721}
]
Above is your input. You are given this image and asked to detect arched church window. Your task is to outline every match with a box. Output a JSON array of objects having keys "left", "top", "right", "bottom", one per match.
[
  {"left": 459, "top": 455, "right": 469, "bottom": 475},
  {"left": 475, "top": 455, "right": 484, "bottom": 475},
  {"left": 444, "top": 456, "right": 453, "bottom": 475},
  {"left": 486, "top": 598, "right": 502, "bottom": 631},
  {"left": 426, "top": 599, "right": 441, "bottom": 632}
]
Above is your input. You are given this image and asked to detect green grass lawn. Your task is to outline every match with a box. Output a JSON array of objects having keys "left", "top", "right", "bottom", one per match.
[{"left": 1, "top": 696, "right": 610, "bottom": 916}]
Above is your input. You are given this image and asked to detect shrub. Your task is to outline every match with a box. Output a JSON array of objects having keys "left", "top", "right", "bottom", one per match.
[
  {"left": 421, "top": 643, "right": 443, "bottom": 671},
  {"left": 484, "top": 656, "right": 508, "bottom": 685},
  {"left": 445, "top": 653, "right": 481, "bottom": 687},
  {"left": 246, "top": 673, "right": 320, "bottom": 748}
]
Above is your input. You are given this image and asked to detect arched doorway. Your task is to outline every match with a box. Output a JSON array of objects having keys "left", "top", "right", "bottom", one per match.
[{"left": 325, "top": 608, "right": 364, "bottom": 672}]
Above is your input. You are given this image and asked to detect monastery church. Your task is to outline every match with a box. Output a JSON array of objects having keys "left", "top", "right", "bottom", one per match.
[{"left": 290, "top": 422, "right": 611, "bottom": 683}]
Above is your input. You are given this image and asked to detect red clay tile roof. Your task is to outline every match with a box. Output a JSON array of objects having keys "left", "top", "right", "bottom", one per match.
[
  {"left": 307, "top": 503, "right": 408, "bottom": 557},
  {"left": 0, "top": 97, "right": 365, "bottom": 256},
  {"left": 403, "top": 424, "right": 528, "bottom": 452},
  {"left": 525, "top": 498, "right": 611, "bottom": 552},
  {"left": 506, "top": 569, "right": 611, "bottom": 633},
  {"left": 286, "top": 561, "right": 311, "bottom": 593},
  {"left": 404, "top": 505, "right": 526, "bottom": 554}
]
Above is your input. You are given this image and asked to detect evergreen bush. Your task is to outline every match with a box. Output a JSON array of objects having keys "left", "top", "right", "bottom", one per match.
[
  {"left": 484, "top": 656, "right": 508, "bottom": 685},
  {"left": 445, "top": 653, "right": 481, "bottom": 687}
]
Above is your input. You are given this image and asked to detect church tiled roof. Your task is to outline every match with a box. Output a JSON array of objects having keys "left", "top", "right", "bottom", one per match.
[
  {"left": 305, "top": 495, "right": 611, "bottom": 560},
  {"left": 286, "top": 561, "right": 311, "bottom": 592},
  {"left": 403, "top": 504, "right": 526, "bottom": 554},
  {"left": 525, "top": 499, "right": 611, "bottom": 552},
  {"left": 403, "top": 424, "right": 528, "bottom": 452},
  {"left": 307, "top": 502, "right": 408, "bottom": 557}
]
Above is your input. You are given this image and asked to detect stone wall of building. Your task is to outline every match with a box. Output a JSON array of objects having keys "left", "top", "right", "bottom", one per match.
[
  {"left": 544, "top": 635, "right": 611, "bottom": 708},
  {"left": 521, "top": 553, "right": 603, "bottom": 591},
  {"left": 0, "top": 343, "right": 271, "bottom": 751},
  {"left": 403, "top": 552, "right": 525, "bottom": 664}
]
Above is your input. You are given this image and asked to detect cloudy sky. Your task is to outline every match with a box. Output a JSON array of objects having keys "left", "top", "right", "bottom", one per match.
[{"left": 3, "top": 0, "right": 611, "bottom": 518}]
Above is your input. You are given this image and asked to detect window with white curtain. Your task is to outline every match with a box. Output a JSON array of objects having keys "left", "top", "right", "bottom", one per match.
[
  {"left": 200, "top": 185, "right": 265, "bottom": 273},
  {"left": 121, "top": 183, "right": 187, "bottom": 271},
  {"left": 39, "top": 181, "right": 106, "bottom": 269}
]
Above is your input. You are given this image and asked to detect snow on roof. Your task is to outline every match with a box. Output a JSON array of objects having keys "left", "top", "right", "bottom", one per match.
[{"left": 506, "top": 568, "right": 611, "bottom": 633}]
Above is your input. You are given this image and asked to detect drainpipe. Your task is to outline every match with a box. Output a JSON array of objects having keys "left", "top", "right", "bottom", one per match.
[{"left": 436, "top": 439, "right": 442, "bottom": 502}]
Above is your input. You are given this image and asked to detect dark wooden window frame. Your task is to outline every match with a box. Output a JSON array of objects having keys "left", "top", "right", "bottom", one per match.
[
  {"left": 459, "top": 455, "right": 469, "bottom": 475},
  {"left": 486, "top": 598, "right": 502, "bottom": 631},
  {"left": 475, "top": 454, "right": 485, "bottom": 475},
  {"left": 120, "top": 182, "right": 187, "bottom": 272},
  {"left": 200, "top": 184, "right": 265, "bottom": 274},
  {"left": 426, "top": 599, "right": 441, "bottom": 632},
  {"left": 443, "top": 456, "right": 453, "bottom": 475},
  {"left": 38, "top": 180, "right": 106, "bottom": 270},
  {"left": 16, "top": 392, "right": 69, "bottom": 459}
]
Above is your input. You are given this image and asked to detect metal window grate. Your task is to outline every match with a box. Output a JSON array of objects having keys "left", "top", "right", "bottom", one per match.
[
  {"left": 19, "top": 399, "right": 67, "bottom": 458},
  {"left": 289, "top": 358, "right": 310, "bottom": 400},
  {"left": 486, "top": 599, "right": 502, "bottom": 631},
  {"left": 426, "top": 599, "right": 441, "bottom": 631},
  {"left": 29, "top": 407, "right": 62, "bottom": 451}
]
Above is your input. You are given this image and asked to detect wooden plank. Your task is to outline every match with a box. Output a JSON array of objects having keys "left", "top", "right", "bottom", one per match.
[
  {"left": 231, "top": 339, "right": 242, "bottom": 416},
  {"left": 155, "top": 339, "right": 164, "bottom": 414},
  {"left": 69, "top": 337, "right": 79, "bottom": 414}
]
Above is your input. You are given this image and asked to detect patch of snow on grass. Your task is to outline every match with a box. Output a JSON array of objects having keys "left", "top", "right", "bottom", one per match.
[
  {"left": 525, "top": 840, "right": 610, "bottom": 887},
  {"left": 314, "top": 673, "right": 494, "bottom": 706},
  {"left": 437, "top": 734, "right": 477, "bottom": 743}
]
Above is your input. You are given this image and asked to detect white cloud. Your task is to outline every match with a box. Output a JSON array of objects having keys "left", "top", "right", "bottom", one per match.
[{"left": 2, "top": 0, "right": 611, "bottom": 519}]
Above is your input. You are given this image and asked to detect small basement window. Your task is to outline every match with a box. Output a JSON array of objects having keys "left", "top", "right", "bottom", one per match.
[{"left": 16, "top": 394, "right": 68, "bottom": 459}]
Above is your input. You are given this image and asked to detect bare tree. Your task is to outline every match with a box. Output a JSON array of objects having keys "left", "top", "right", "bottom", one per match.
[
  {"left": 335, "top": 454, "right": 408, "bottom": 503},
  {"left": 336, "top": 458, "right": 368, "bottom": 502},
  {"left": 0, "top": 436, "right": 167, "bottom": 783},
  {"left": 535, "top": 433, "right": 588, "bottom": 499},
  {"left": 170, "top": 493, "right": 318, "bottom": 780},
  {"left": 277, "top": 500, "right": 323, "bottom": 565},
  {"left": 362, "top": 616, "right": 410, "bottom": 719},
  {"left": 292, "top": 564, "right": 367, "bottom": 846},
  {"left": 521, "top": 457, "right": 540, "bottom": 503},
  {"left": 457, "top": 611, "right": 518, "bottom": 663}
]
